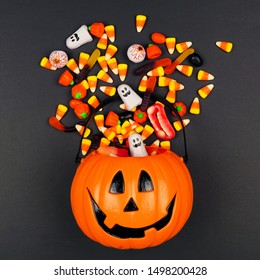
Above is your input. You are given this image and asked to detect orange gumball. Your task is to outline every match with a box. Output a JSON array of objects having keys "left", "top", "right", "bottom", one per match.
[{"left": 70, "top": 149, "right": 193, "bottom": 249}]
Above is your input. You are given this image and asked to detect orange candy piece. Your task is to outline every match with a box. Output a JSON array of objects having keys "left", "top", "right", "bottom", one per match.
[
  {"left": 136, "top": 15, "right": 147, "bottom": 33},
  {"left": 216, "top": 41, "right": 233, "bottom": 53},
  {"left": 151, "top": 32, "right": 166, "bottom": 44},
  {"left": 105, "top": 25, "right": 116, "bottom": 42},
  {"left": 189, "top": 97, "right": 200, "bottom": 114},
  {"left": 197, "top": 70, "right": 214, "bottom": 81}
]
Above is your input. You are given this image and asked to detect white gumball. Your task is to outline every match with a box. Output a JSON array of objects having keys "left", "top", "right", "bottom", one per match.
[
  {"left": 66, "top": 25, "right": 93, "bottom": 49},
  {"left": 128, "top": 133, "right": 148, "bottom": 157},
  {"left": 117, "top": 84, "right": 142, "bottom": 111}
]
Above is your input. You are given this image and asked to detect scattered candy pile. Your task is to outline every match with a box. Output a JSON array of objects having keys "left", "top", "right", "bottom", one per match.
[{"left": 40, "top": 15, "right": 233, "bottom": 159}]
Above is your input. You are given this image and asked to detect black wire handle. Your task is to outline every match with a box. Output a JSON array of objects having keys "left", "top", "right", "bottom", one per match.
[{"left": 75, "top": 94, "right": 188, "bottom": 164}]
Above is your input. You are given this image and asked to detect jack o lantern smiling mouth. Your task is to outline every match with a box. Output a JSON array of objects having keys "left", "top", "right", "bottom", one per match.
[{"left": 88, "top": 190, "right": 175, "bottom": 239}]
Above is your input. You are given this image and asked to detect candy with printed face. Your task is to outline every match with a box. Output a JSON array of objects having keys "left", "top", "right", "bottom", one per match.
[
  {"left": 66, "top": 25, "right": 93, "bottom": 49},
  {"left": 127, "top": 44, "right": 146, "bottom": 63},
  {"left": 117, "top": 84, "right": 142, "bottom": 111},
  {"left": 128, "top": 133, "right": 148, "bottom": 157}
]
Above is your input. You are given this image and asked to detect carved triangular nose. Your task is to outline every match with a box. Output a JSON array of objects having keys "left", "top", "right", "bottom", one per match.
[{"left": 124, "top": 198, "right": 139, "bottom": 212}]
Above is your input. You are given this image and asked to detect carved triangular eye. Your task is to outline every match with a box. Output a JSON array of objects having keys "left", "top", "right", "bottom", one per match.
[
  {"left": 109, "top": 171, "right": 125, "bottom": 194},
  {"left": 138, "top": 171, "right": 154, "bottom": 192}
]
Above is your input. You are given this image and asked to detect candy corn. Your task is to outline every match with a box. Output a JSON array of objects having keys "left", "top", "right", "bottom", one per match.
[
  {"left": 158, "top": 76, "right": 172, "bottom": 87},
  {"left": 100, "top": 86, "right": 116, "bottom": 96},
  {"left": 176, "top": 65, "right": 193, "bottom": 77},
  {"left": 99, "top": 127, "right": 116, "bottom": 141},
  {"left": 100, "top": 137, "right": 111, "bottom": 146},
  {"left": 216, "top": 41, "right": 233, "bottom": 53},
  {"left": 97, "top": 146, "right": 129, "bottom": 157},
  {"left": 166, "top": 90, "right": 176, "bottom": 103},
  {"left": 66, "top": 58, "right": 80, "bottom": 74},
  {"left": 119, "top": 103, "right": 136, "bottom": 111},
  {"left": 81, "top": 139, "right": 92, "bottom": 156},
  {"left": 105, "top": 44, "right": 118, "bottom": 60},
  {"left": 141, "top": 125, "right": 154, "bottom": 140},
  {"left": 189, "top": 97, "right": 200, "bottom": 114},
  {"left": 105, "top": 111, "right": 119, "bottom": 127},
  {"left": 160, "top": 141, "right": 171, "bottom": 150},
  {"left": 107, "top": 57, "right": 118, "bottom": 75},
  {"left": 79, "top": 52, "right": 89, "bottom": 70},
  {"left": 147, "top": 66, "right": 164, "bottom": 76},
  {"left": 87, "top": 76, "right": 97, "bottom": 93},
  {"left": 176, "top": 41, "right": 192, "bottom": 53},
  {"left": 75, "top": 125, "right": 91, "bottom": 138},
  {"left": 118, "top": 63, "right": 128, "bottom": 82},
  {"left": 173, "top": 119, "right": 190, "bottom": 131},
  {"left": 40, "top": 57, "right": 57, "bottom": 70},
  {"left": 97, "top": 33, "right": 108, "bottom": 50},
  {"left": 138, "top": 75, "right": 147, "bottom": 92},
  {"left": 97, "top": 69, "right": 113, "bottom": 83},
  {"left": 197, "top": 70, "right": 214, "bottom": 80},
  {"left": 87, "top": 96, "right": 100, "bottom": 108},
  {"left": 198, "top": 84, "right": 214, "bottom": 99},
  {"left": 165, "top": 37, "right": 176, "bottom": 54},
  {"left": 136, "top": 15, "right": 147, "bottom": 33},
  {"left": 169, "top": 80, "right": 184, "bottom": 91},
  {"left": 151, "top": 140, "right": 160, "bottom": 147},
  {"left": 98, "top": 56, "right": 108, "bottom": 72},
  {"left": 94, "top": 114, "right": 105, "bottom": 128},
  {"left": 55, "top": 104, "right": 68, "bottom": 120},
  {"left": 105, "top": 25, "right": 116, "bottom": 42}
]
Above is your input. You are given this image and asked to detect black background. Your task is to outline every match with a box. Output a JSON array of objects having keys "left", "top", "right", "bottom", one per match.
[{"left": 0, "top": 0, "right": 259, "bottom": 259}]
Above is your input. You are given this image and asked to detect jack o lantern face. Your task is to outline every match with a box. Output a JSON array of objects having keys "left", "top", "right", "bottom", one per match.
[
  {"left": 70, "top": 150, "right": 193, "bottom": 249},
  {"left": 87, "top": 170, "right": 176, "bottom": 239}
]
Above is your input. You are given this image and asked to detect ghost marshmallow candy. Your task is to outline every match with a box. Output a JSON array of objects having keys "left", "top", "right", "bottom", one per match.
[
  {"left": 117, "top": 84, "right": 142, "bottom": 111},
  {"left": 66, "top": 25, "right": 93, "bottom": 49},
  {"left": 128, "top": 133, "right": 148, "bottom": 157},
  {"left": 127, "top": 44, "right": 146, "bottom": 63}
]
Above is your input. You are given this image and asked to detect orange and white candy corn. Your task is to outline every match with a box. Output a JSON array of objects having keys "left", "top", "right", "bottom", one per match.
[
  {"left": 105, "top": 25, "right": 116, "bottom": 42},
  {"left": 99, "top": 127, "right": 116, "bottom": 141},
  {"left": 100, "top": 137, "right": 110, "bottom": 146},
  {"left": 97, "top": 69, "right": 113, "bottom": 83},
  {"left": 136, "top": 15, "right": 147, "bottom": 33},
  {"left": 197, "top": 70, "right": 214, "bottom": 80},
  {"left": 100, "top": 86, "right": 116, "bottom": 96},
  {"left": 173, "top": 119, "right": 190, "bottom": 131},
  {"left": 79, "top": 52, "right": 89, "bottom": 70},
  {"left": 176, "top": 41, "right": 192, "bottom": 53},
  {"left": 190, "top": 97, "right": 200, "bottom": 114},
  {"left": 105, "top": 44, "right": 118, "bottom": 60},
  {"left": 87, "top": 96, "right": 100, "bottom": 108},
  {"left": 97, "top": 33, "right": 108, "bottom": 50},
  {"left": 165, "top": 37, "right": 176, "bottom": 54},
  {"left": 158, "top": 76, "right": 172, "bottom": 87},
  {"left": 118, "top": 63, "right": 128, "bottom": 82},
  {"left": 94, "top": 114, "right": 105, "bottom": 128},
  {"left": 75, "top": 125, "right": 91, "bottom": 138},
  {"left": 119, "top": 103, "right": 136, "bottom": 111},
  {"left": 66, "top": 58, "right": 80, "bottom": 74},
  {"left": 141, "top": 125, "right": 154, "bottom": 140},
  {"left": 81, "top": 139, "right": 91, "bottom": 156},
  {"left": 169, "top": 80, "right": 184, "bottom": 91},
  {"left": 198, "top": 84, "right": 214, "bottom": 99},
  {"left": 98, "top": 56, "right": 108, "bottom": 72},
  {"left": 55, "top": 104, "right": 68, "bottom": 120},
  {"left": 160, "top": 141, "right": 171, "bottom": 150},
  {"left": 166, "top": 90, "right": 176, "bottom": 103},
  {"left": 40, "top": 57, "right": 57, "bottom": 70},
  {"left": 87, "top": 76, "right": 97, "bottom": 93},
  {"left": 107, "top": 57, "right": 118, "bottom": 75},
  {"left": 151, "top": 140, "right": 160, "bottom": 147},
  {"left": 176, "top": 65, "right": 193, "bottom": 77},
  {"left": 147, "top": 66, "right": 164, "bottom": 76},
  {"left": 216, "top": 41, "right": 233, "bottom": 53},
  {"left": 138, "top": 75, "right": 147, "bottom": 92}
]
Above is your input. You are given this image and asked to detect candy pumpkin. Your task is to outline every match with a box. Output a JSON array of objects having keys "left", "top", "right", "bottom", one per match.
[{"left": 70, "top": 149, "right": 193, "bottom": 249}]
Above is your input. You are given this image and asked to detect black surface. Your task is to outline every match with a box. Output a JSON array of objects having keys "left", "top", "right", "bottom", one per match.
[{"left": 0, "top": 0, "right": 259, "bottom": 259}]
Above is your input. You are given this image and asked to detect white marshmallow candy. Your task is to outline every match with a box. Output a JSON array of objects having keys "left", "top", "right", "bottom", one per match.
[
  {"left": 117, "top": 84, "right": 142, "bottom": 111},
  {"left": 66, "top": 25, "right": 93, "bottom": 49},
  {"left": 128, "top": 133, "right": 148, "bottom": 157}
]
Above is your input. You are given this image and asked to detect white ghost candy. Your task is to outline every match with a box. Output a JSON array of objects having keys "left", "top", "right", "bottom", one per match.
[
  {"left": 66, "top": 25, "right": 93, "bottom": 49},
  {"left": 128, "top": 133, "right": 148, "bottom": 157},
  {"left": 117, "top": 84, "right": 142, "bottom": 111}
]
